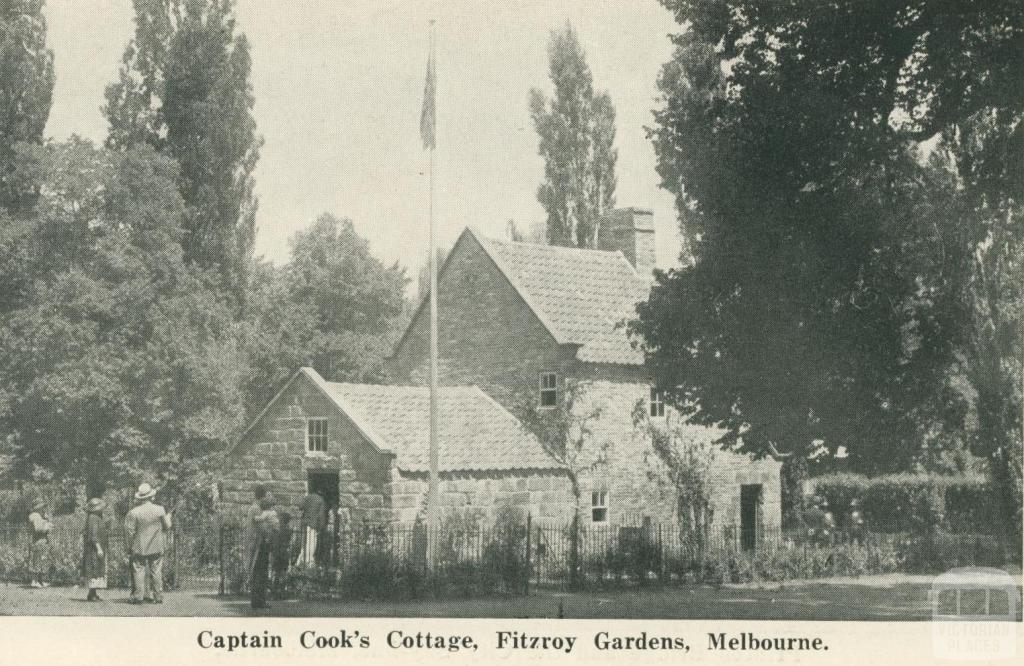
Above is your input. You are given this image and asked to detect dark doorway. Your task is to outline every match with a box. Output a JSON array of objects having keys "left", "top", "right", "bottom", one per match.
[
  {"left": 307, "top": 471, "right": 339, "bottom": 565},
  {"left": 740, "top": 484, "right": 762, "bottom": 552},
  {"left": 307, "top": 471, "right": 339, "bottom": 509}
]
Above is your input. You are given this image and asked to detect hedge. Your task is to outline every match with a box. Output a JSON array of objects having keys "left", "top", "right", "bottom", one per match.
[{"left": 809, "top": 473, "right": 999, "bottom": 533}]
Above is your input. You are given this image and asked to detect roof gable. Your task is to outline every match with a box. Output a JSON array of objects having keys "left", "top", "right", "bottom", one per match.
[
  {"left": 392, "top": 228, "right": 651, "bottom": 366},
  {"left": 475, "top": 232, "right": 650, "bottom": 365},
  {"left": 390, "top": 227, "right": 562, "bottom": 360}
]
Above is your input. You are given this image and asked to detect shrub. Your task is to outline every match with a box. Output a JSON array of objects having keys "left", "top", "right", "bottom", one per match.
[
  {"left": 811, "top": 472, "right": 996, "bottom": 534},
  {"left": 811, "top": 473, "right": 870, "bottom": 530}
]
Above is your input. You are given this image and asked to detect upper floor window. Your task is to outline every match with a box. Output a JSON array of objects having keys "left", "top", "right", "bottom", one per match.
[
  {"left": 591, "top": 490, "right": 609, "bottom": 523},
  {"left": 650, "top": 387, "right": 666, "bottom": 418},
  {"left": 306, "top": 418, "right": 328, "bottom": 453},
  {"left": 539, "top": 371, "right": 557, "bottom": 408}
]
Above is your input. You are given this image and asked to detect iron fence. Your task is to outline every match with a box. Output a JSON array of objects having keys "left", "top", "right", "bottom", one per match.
[
  {"left": 1, "top": 515, "right": 1016, "bottom": 597},
  {"left": 0, "top": 515, "right": 222, "bottom": 591}
]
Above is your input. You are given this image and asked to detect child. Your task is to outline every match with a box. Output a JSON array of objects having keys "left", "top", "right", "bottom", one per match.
[{"left": 272, "top": 511, "right": 294, "bottom": 598}]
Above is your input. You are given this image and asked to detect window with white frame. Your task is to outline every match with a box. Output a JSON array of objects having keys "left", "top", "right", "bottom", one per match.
[
  {"left": 591, "top": 489, "right": 609, "bottom": 523},
  {"left": 649, "top": 387, "right": 666, "bottom": 418},
  {"left": 306, "top": 418, "right": 328, "bottom": 453},
  {"left": 539, "top": 371, "right": 557, "bottom": 408}
]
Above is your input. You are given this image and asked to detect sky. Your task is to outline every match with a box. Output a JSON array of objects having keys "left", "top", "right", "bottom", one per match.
[{"left": 43, "top": 0, "right": 684, "bottom": 282}]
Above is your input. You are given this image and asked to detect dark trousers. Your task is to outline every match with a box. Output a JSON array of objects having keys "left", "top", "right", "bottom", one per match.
[
  {"left": 251, "top": 546, "right": 270, "bottom": 609},
  {"left": 272, "top": 560, "right": 288, "bottom": 597}
]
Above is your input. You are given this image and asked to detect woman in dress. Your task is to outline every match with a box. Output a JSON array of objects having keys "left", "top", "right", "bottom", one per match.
[
  {"left": 27, "top": 499, "right": 52, "bottom": 588},
  {"left": 81, "top": 497, "right": 108, "bottom": 601}
]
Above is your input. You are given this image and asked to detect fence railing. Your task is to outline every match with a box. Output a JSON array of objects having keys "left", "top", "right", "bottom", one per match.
[
  {"left": 1, "top": 516, "right": 1016, "bottom": 597},
  {"left": 0, "top": 516, "right": 220, "bottom": 590}
]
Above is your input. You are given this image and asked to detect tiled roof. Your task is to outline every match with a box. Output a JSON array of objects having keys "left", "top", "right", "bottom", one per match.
[
  {"left": 305, "top": 370, "right": 559, "bottom": 473},
  {"left": 474, "top": 231, "right": 650, "bottom": 365}
]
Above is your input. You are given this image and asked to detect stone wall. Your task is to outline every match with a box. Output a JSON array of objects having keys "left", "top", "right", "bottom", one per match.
[
  {"left": 389, "top": 469, "right": 575, "bottom": 525},
  {"left": 220, "top": 374, "right": 394, "bottom": 523},
  {"left": 388, "top": 231, "right": 572, "bottom": 413}
]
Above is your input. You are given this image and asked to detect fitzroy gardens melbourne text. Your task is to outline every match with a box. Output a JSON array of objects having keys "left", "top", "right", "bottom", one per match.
[{"left": 193, "top": 628, "right": 829, "bottom": 654}]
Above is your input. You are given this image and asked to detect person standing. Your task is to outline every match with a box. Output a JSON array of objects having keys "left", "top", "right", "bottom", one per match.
[
  {"left": 271, "top": 511, "right": 294, "bottom": 598},
  {"left": 27, "top": 499, "right": 52, "bottom": 588},
  {"left": 124, "top": 483, "right": 172, "bottom": 604},
  {"left": 81, "top": 497, "right": 109, "bottom": 601},
  {"left": 246, "top": 495, "right": 278, "bottom": 610},
  {"left": 298, "top": 489, "right": 325, "bottom": 566},
  {"left": 244, "top": 485, "right": 267, "bottom": 566}
]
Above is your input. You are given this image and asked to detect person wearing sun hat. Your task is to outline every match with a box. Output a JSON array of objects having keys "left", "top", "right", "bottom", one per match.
[
  {"left": 81, "top": 497, "right": 109, "bottom": 601},
  {"left": 27, "top": 498, "right": 52, "bottom": 588},
  {"left": 124, "top": 482, "right": 172, "bottom": 604}
]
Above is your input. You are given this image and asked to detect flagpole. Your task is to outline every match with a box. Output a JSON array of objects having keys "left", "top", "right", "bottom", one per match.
[{"left": 426, "top": 19, "right": 440, "bottom": 557}]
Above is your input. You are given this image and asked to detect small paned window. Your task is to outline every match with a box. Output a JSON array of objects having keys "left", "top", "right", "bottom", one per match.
[
  {"left": 650, "top": 387, "right": 666, "bottom": 417},
  {"left": 539, "top": 372, "right": 557, "bottom": 408},
  {"left": 591, "top": 490, "right": 609, "bottom": 523},
  {"left": 307, "top": 418, "right": 328, "bottom": 453}
]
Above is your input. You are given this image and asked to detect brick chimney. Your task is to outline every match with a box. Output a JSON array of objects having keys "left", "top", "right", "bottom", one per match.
[{"left": 596, "top": 207, "right": 656, "bottom": 280}]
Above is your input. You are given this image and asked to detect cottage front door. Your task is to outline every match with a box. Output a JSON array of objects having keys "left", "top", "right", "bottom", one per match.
[
  {"left": 307, "top": 471, "right": 340, "bottom": 564},
  {"left": 740, "top": 484, "right": 762, "bottom": 552}
]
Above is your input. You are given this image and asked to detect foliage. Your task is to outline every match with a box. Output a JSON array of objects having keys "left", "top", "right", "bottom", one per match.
[
  {"left": 0, "top": 0, "right": 54, "bottom": 213},
  {"left": 519, "top": 378, "right": 606, "bottom": 517},
  {"left": 480, "top": 505, "right": 530, "bottom": 593},
  {"left": 0, "top": 510, "right": 132, "bottom": 587},
  {"left": 0, "top": 139, "right": 246, "bottom": 490},
  {"left": 634, "top": 401, "right": 716, "bottom": 537},
  {"left": 104, "top": 0, "right": 261, "bottom": 296},
  {"left": 635, "top": 0, "right": 1015, "bottom": 475},
  {"left": 810, "top": 472, "right": 999, "bottom": 534},
  {"left": 238, "top": 214, "right": 409, "bottom": 412},
  {"left": 287, "top": 512, "right": 529, "bottom": 601},
  {"left": 529, "top": 23, "right": 617, "bottom": 248}
]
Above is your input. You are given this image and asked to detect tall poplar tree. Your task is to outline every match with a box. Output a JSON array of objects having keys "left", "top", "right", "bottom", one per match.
[
  {"left": 104, "top": 0, "right": 261, "bottom": 297},
  {"left": 0, "top": 0, "right": 54, "bottom": 212},
  {"left": 530, "top": 23, "right": 617, "bottom": 248}
]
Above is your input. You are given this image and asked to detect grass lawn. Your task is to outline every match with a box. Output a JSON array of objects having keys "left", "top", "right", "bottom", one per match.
[{"left": 2, "top": 574, "right": 1021, "bottom": 620}]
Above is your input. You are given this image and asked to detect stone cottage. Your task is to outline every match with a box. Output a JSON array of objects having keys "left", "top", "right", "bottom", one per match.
[
  {"left": 388, "top": 208, "right": 782, "bottom": 534},
  {"left": 220, "top": 367, "right": 576, "bottom": 523},
  {"left": 226, "top": 207, "right": 781, "bottom": 540}
]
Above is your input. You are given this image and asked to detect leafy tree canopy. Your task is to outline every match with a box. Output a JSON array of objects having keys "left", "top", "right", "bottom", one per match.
[
  {"left": 635, "top": 0, "right": 1022, "bottom": 475},
  {"left": 239, "top": 214, "right": 409, "bottom": 411},
  {"left": 0, "top": 139, "right": 246, "bottom": 490}
]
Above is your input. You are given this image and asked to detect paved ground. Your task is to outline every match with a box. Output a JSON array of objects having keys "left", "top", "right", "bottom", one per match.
[{"left": 3, "top": 574, "right": 1021, "bottom": 620}]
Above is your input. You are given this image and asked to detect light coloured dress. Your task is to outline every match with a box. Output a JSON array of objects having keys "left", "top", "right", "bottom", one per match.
[{"left": 27, "top": 511, "right": 52, "bottom": 573}]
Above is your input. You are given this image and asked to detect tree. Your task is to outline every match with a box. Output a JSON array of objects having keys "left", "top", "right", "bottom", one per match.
[
  {"left": 239, "top": 214, "right": 409, "bottom": 411},
  {"left": 519, "top": 378, "right": 606, "bottom": 588},
  {"left": 0, "top": 139, "right": 246, "bottom": 492},
  {"left": 519, "top": 379, "right": 607, "bottom": 519},
  {"left": 633, "top": 401, "right": 715, "bottom": 540},
  {"left": 0, "top": 0, "right": 54, "bottom": 212},
  {"left": 104, "top": 0, "right": 261, "bottom": 297},
  {"left": 530, "top": 23, "right": 617, "bottom": 248},
  {"left": 635, "top": 1, "right": 1021, "bottom": 527}
]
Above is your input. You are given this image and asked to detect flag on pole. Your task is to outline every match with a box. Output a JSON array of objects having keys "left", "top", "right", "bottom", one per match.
[{"left": 420, "top": 52, "right": 436, "bottom": 149}]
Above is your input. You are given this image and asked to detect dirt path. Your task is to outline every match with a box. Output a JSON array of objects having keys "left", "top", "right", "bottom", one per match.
[{"left": 2, "top": 575, "right": 1020, "bottom": 620}]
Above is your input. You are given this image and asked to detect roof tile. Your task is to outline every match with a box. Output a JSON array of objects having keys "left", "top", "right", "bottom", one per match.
[{"left": 317, "top": 379, "right": 560, "bottom": 473}]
